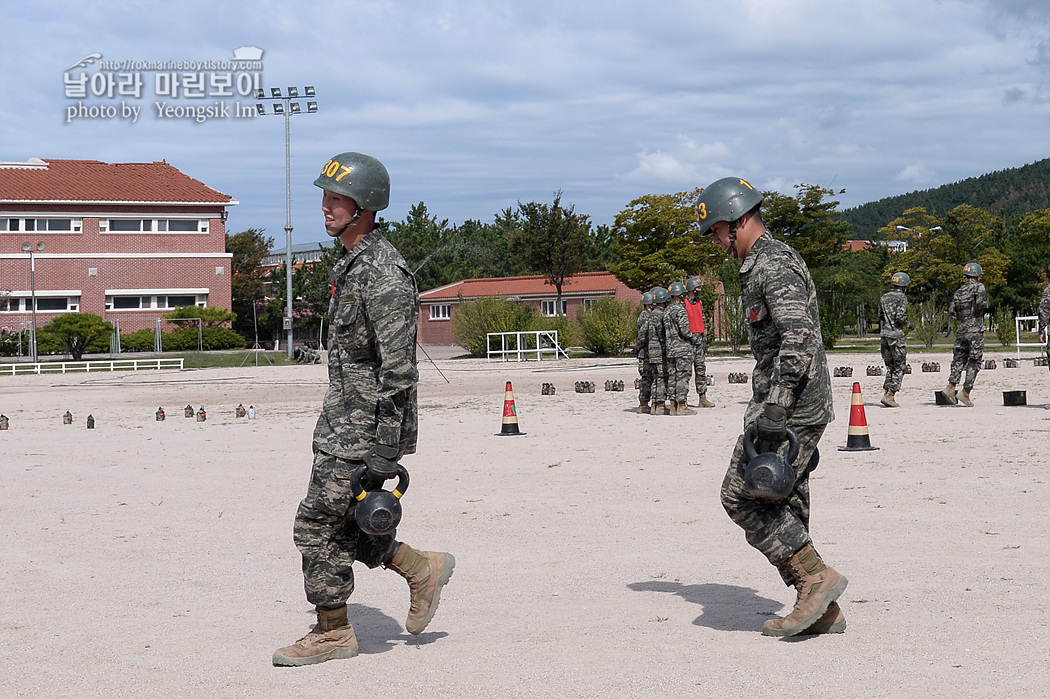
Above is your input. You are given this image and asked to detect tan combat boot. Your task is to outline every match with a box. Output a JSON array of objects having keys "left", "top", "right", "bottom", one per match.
[
  {"left": 656, "top": 401, "right": 671, "bottom": 415},
  {"left": 880, "top": 390, "right": 899, "bottom": 408},
  {"left": 943, "top": 382, "right": 958, "bottom": 404},
  {"left": 797, "top": 601, "right": 846, "bottom": 635},
  {"left": 638, "top": 400, "right": 651, "bottom": 414},
  {"left": 697, "top": 394, "right": 715, "bottom": 408},
  {"left": 387, "top": 544, "right": 455, "bottom": 634},
  {"left": 762, "top": 545, "right": 848, "bottom": 637},
  {"left": 675, "top": 401, "right": 696, "bottom": 416},
  {"left": 958, "top": 387, "right": 974, "bottom": 407},
  {"left": 272, "top": 604, "right": 359, "bottom": 666}
]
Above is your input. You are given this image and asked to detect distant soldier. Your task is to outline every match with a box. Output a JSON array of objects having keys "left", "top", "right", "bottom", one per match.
[
  {"left": 879, "top": 272, "right": 912, "bottom": 408},
  {"left": 636, "top": 292, "right": 654, "bottom": 413},
  {"left": 646, "top": 287, "right": 670, "bottom": 415},
  {"left": 664, "top": 282, "right": 696, "bottom": 415},
  {"left": 685, "top": 277, "right": 714, "bottom": 408},
  {"left": 1037, "top": 265, "right": 1050, "bottom": 409},
  {"left": 945, "top": 262, "right": 988, "bottom": 407}
]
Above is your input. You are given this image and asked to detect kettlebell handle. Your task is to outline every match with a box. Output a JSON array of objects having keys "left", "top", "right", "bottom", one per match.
[
  {"left": 742, "top": 425, "right": 800, "bottom": 465},
  {"left": 350, "top": 464, "right": 410, "bottom": 502}
]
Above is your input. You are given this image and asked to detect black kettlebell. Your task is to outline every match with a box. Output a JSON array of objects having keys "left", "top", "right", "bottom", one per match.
[
  {"left": 350, "top": 464, "right": 410, "bottom": 536},
  {"left": 742, "top": 425, "right": 800, "bottom": 502}
]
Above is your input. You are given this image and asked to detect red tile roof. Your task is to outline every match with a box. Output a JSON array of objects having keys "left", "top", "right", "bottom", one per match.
[
  {"left": 420, "top": 271, "right": 638, "bottom": 300},
  {"left": 0, "top": 158, "right": 235, "bottom": 204}
]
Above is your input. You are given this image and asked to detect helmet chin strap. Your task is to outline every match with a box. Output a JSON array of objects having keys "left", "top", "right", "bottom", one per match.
[
  {"left": 727, "top": 219, "right": 740, "bottom": 259},
  {"left": 326, "top": 209, "right": 363, "bottom": 238}
]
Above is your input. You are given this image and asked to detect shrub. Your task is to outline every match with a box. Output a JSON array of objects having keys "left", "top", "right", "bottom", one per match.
[
  {"left": 574, "top": 297, "right": 636, "bottom": 356},
  {"left": 120, "top": 329, "right": 157, "bottom": 352},
  {"left": 529, "top": 313, "right": 579, "bottom": 350},
  {"left": 451, "top": 296, "right": 537, "bottom": 357},
  {"left": 993, "top": 308, "right": 1015, "bottom": 347}
]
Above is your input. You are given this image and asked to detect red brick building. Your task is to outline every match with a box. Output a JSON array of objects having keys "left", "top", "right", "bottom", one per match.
[
  {"left": 0, "top": 158, "right": 235, "bottom": 335},
  {"left": 417, "top": 271, "right": 643, "bottom": 344}
]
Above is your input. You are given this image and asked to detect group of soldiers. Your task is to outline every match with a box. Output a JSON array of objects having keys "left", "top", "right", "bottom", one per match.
[
  {"left": 635, "top": 278, "right": 714, "bottom": 415},
  {"left": 881, "top": 261, "right": 1050, "bottom": 408},
  {"left": 879, "top": 261, "right": 1008, "bottom": 408}
]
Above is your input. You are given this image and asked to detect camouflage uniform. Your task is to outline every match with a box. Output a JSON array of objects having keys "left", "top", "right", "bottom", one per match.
[
  {"left": 879, "top": 288, "right": 909, "bottom": 392},
  {"left": 646, "top": 306, "right": 668, "bottom": 404},
  {"left": 663, "top": 299, "right": 694, "bottom": 404},
  {"left": 947, "top": 278, "right": 988, "bottom": 391},
  {"left": 1038, "top": 283, "right": 1050, "bottom": 370},
  {"left": 720, "top": 233, "right": 835, "bottom": 572},
  {"left": 295, "top": 228, "right": 419, "bottom": 608},
  {"left": 636, "top": 307, "right": 654, "bottom": 405},
  {"left": 685, "top": 297, "right": 708, "bottom": 395}
]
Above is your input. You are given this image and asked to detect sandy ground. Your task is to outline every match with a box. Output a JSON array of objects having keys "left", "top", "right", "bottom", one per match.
[{"left": 1, "top": 348, "right": 1048, "bottom": 698}]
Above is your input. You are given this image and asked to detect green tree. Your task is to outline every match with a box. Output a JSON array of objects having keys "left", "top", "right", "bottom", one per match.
[
  {"left": 763, "top": 184, "right": 851, "bottom": 271},
  {"left": 226, "top": 228, "right": 273, "bottom": 338},
  {"left": 507, "top": 191, "right": 591, "bottom": 315},
  {"left": 575, "top": 297, "right": 637, "bottom": 356},
  {"left": 164, "top": 305, "right": 235, "bottom": 327},
  {"left": 880, "top": 205, "right": 1010, "bottom": 301},
  {"left": 450, "top": 295, "right": 537, "bottom": 356},
  {"left": 610, "top": 189, "right": 722, "bottom": 291},
  {"left": 39, "top": 313, "right": 114, "bottom": 361},
  {"left": 386, "top": 202, "right": 454, "bottom": 291}
]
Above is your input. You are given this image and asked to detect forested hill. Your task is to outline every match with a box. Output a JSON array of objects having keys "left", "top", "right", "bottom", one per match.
[{"left": 842, "top": 157, "right": 1050, "bottom": 240}]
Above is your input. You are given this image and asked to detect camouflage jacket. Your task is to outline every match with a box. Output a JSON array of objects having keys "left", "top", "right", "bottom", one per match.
[
  {"left": 313, "top": 229, "right": 419, "bottom": 460},
  {"left": 879, "top": 289, "right": 909, "bottom": 339},
  {"left": 739, "top": 233, "right": 833, "bottom": 428},
  {"left": 635, "top": 308, "right": 651, "bottom": 360},
  {"left": 646, "top": 306, "right": 667, "bottom": 361},
  {"left": 663, "top": 300, "right": 693, "bottom": 359},
  {"left": 1038, "top": 283, "right": 1050, "bottom": 335},
  {"left": 948, "top": 279, "right": 988, "bottom": 336}
]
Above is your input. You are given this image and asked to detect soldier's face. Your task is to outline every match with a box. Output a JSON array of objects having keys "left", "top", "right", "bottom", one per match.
[
  {"left": 710, "top": 222, "right": 735, "bottom": 256},
  {"left": 321, "top": 191, "right": 359, "bottom": 235}
]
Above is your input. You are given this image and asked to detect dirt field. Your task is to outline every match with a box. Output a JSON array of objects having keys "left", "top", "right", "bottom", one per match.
[{"left": 1, "top": 349, "right": 1048, "bottom": 697}]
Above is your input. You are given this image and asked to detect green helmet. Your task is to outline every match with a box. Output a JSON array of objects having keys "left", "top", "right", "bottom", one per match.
[
  {"left": 963, "top": 261, "right": 983, "bottom": 278},
  {"left": 641, "top": 292, "right": 654, "bottom": 305},
  {"left": 694, "top": 177, "right": 764, "bottom": 235},
  {"left": 668, "top": 281, "right": 686, "bottom": 297},
  {"left": 890, "top": 271, "right": 911, "bottom": 287},
  {"left": 686, "top": 277, "right": 702, "bottom": 293},
  {"left": 314, "top": 152, "right": 390, "bottom": 211},
  {"left": 650, "top": 286, "right": 669, "bottom": 304}
]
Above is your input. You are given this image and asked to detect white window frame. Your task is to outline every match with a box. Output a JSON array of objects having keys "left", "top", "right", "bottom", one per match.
[
  {"left": 0, "top": 217, "right": 82, "bottom": 232},
  {"left": 0, "top": 291, "right": 81, "bottom": 313},
  {"left": 429, "top": 304, "right": 451, "bottom": 320},
  {"left": 105, "top": 288, "right": 208, "bottom": 311},
  {"left": 541, "top": 299, "right": 567, "bottom": 317},
  {"left": 101, "top": 218, "right": 208, "bottom": 234}
]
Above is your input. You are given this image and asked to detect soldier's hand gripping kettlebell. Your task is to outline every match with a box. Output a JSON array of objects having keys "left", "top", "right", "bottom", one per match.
[
  {"left": 742, "top": 423, "right": 799, "bottom": 502},
  {"left": 350, "top": 464, "right": 410, "bottom": 536}
]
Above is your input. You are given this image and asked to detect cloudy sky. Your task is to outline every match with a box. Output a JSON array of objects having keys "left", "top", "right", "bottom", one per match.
[{"left": 4, "top": 0, "right": 1050, "bottom": 247}]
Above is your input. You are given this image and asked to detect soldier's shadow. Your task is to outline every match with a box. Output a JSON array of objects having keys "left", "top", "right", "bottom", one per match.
[
  {"left": 626, "top": 580, "right": 783, "bottom": 632},
  {"left": 346, "top": 603, "right": 448, "bottom": 654}
]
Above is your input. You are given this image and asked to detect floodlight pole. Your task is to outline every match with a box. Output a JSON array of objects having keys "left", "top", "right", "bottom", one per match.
[{"left": 255, "top": 85, "right": 318, "bottom": 359}]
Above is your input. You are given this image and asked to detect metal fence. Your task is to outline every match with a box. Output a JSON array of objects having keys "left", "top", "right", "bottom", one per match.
[{"left": 0, "top": 357, "right": 184, "bottom": 375}]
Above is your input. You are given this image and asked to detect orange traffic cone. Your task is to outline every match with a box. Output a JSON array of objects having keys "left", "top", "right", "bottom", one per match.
[
  {"left": 838, "top": 382, "right": 879, "bottom": 451},
  {"left": 496, "top": 381, "right": 526, "bottom": 436}
]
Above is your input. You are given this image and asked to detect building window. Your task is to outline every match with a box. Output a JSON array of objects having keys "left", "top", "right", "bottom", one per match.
[
  {"left": 102, "top": 219, "right": 207, "bottom": 233},
  {"left": 106, "top": 293, "right": 206, "bottom": 311},
  {"left": 0, "top": 217, "right": 81, "bottom": 232},
  {"left": 541, "top": 299, "right": 567, "bottom": 317},
  {"left": 0, "top": 295, "right": 80, "bottom": 313},
  {"left": 429, "top": 304, "right": 451, "bottom": 320}
]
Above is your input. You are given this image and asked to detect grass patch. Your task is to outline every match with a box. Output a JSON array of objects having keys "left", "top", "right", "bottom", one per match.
[{"left": 178, "top": 350, "right": 296, "bottom": 368}]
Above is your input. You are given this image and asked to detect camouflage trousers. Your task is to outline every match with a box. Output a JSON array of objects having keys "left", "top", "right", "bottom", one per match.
[
  {"left": 667, "top": 354, "right": 692, "bottom": 403},
  {"left": 648, "top": 359, "right": 668, "bottom": 402},
  {"left": 880, "top": 335, "right": 908, "bottom": 392},
  {"left": 948, "top": 332, "right": 984, "bottom": 389},
  {"left": 294, "top": 450, "right": 398, "bottom": 608},
  {"left": 691, "top": 335, "right": 708, "bottom": 394},
  {"left": 720, "top": 423, "right": 827, "bottom": 580},
  {"left": 638, "top": 357, "right": 654, "bottom": 404}
]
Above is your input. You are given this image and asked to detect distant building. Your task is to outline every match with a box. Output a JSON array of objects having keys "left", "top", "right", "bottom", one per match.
[
  {"left": 0, "top": 158, "right": 235, "bottom": 334},
  {"left": 417, "top": 271, "right": 642, "bottom": 344}
]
